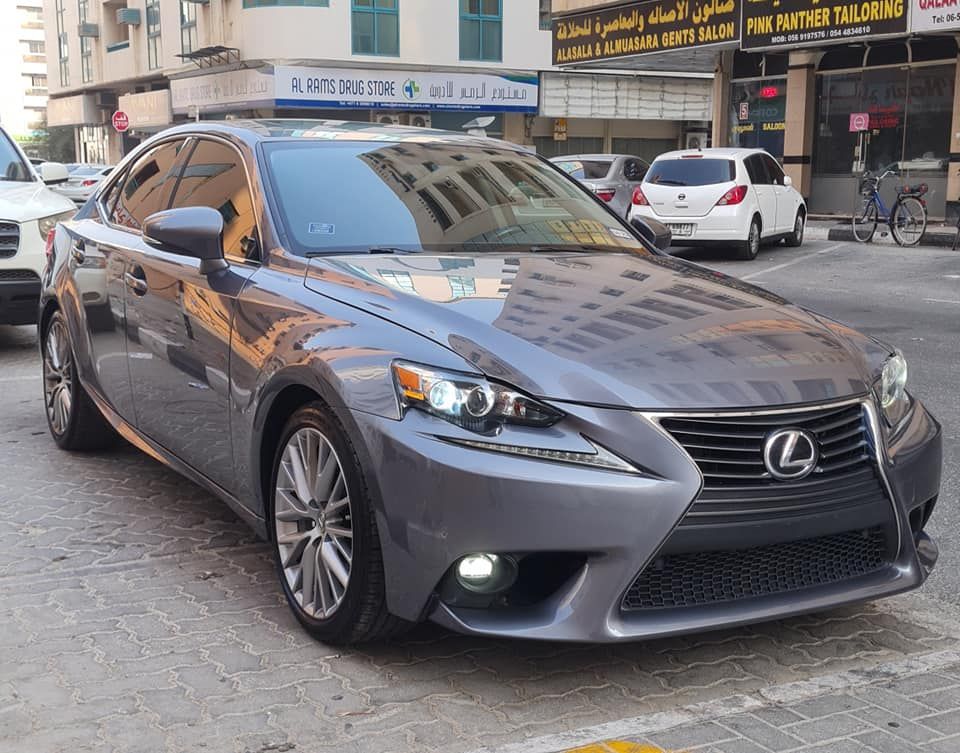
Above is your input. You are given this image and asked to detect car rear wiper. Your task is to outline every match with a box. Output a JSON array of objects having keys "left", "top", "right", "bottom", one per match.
[{"left": 652, "top": 179, "right": 686, "bottom": 186}]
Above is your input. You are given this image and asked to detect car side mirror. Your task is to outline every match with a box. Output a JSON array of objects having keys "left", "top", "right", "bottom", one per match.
[
  {"left": 783, "top": 175, "right": 793, "bottom": 187},
  {"left": 630, "top": 216, "right": 672, "bottom": 251},
  {"left": 39, "top": 162, "right": 69, "bottom": 185},
  {"left": 143, "top": 207, "right": 227, "bottom": 275}
]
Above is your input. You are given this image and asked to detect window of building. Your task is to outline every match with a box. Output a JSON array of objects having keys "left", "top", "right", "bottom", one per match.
[
  {"left": 728, "top": 78, "right": 787, "bottom": 159},
  {"left": 146, "top": 0, "right": 161, "bottom": 69},
  {"left": 27, "top": 73, "right": 47, "bottom": 89},
  {"left": 352, "top": 0, "right": 398, "bottom": 56},
  {"left": 170, "top": 140, "right": 259, "bottom": 261},
  {"left": 78, "top": 0, "right": 92, "bottom": 83},
  {"left": 55, "top": 0, "right": 68, "bottom": 87},
  {"left": 27, "top": 40, "right": 45, "bottom": 54},
  {"left": 533, "top": 136, "right": 603, "bottom": 159},
  {"left": 539, "top": 0, "right": 552, "bottom": 30},
  {"left": 243, "top": 0, "right": 329, "bottom": 6},
  {"left": 112, "top": 140, "right": 189, "bottom": 230},
  {"left": 460, "top": 0, "right": 501, "bottom": 61},
  {"left": 180, "top": 0, "right": 198, "bottom": 56}
]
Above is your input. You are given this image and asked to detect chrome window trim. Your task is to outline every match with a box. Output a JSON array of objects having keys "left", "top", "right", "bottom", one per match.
[{"left": 636, "top": 394, "right": 904, "bottom": 559}]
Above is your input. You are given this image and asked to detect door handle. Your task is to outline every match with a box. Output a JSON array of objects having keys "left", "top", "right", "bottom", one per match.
[
  {"left": 71, "top": 240, "right": 85, "bottom": 265},
  {"left": 124, "top": 271, "right": 148, "bottom": 296}
]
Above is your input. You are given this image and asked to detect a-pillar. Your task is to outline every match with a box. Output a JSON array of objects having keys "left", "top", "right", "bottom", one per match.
[
  {"left": 945, "top": 50, "right": 960, "bottom": 223},
  {"left": 783, "top": 50, "right": 819, "bottom": 199},
  {"left": 711, "top": 50, "right": 733, "bottom": 148}
]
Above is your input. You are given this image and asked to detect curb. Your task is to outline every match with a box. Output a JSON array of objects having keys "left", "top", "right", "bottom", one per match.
[{"left": 826, "top": 223, "right": 960, "bottom": 248}]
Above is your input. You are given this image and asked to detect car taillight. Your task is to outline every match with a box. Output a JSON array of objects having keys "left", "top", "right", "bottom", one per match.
[
  {"left": 716, "top": 185, "right": 748, "bottom": 206},
  {"left": 81, "top": 179, "right": 97, "bottom": 187},
  {"left": 631, "top": 186, "right": 649, "bottom": 206},
  {"left": 595, "top": 188, "right": 616, "bottom": 202},
  {"left": 44, "top": 229, "right": 56, "bottom": 271}
]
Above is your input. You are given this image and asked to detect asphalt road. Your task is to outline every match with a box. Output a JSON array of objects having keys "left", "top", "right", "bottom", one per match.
[{"left": 676, "top": 238, "right": 960, "bottom": 608}]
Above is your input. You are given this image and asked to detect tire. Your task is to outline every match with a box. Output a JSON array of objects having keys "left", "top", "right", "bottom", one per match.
[
  {"left": 41, "top": 310, "right": 117, "bottom": 451},
  {"left": 785, "top": 209, "right": 805, "bottom": 247},
  {"left": 852, "top": 200, "right": 878, "bottom": 243},
  {"left": 891, "top": 196, "right": 927, "bottom": 247},
  {"left": 269, "top": 403, "right": 408, "bottom": 644},
  {"left": 735, "top": 217, "right": 761, "bottom": 260}
]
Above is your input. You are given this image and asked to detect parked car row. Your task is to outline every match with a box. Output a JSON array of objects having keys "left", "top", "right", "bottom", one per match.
[{"left": 36, "top": 119, "right": 940, "bottom": 646}]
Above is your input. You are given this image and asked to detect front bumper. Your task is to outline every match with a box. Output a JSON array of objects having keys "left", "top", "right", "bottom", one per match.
[
  {"left": 0, "top": 278, "right": 42, "bottom": 325},
  {"left": 352, "top": 396, "right": 941, "bottom": 642}
]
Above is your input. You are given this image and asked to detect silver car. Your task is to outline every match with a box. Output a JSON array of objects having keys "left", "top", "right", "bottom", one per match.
[
  {"left": 54, "top": 164, "right": 112, "bottom": 205},
  {"left": 550, "top": 153, "right": 649, "bottom": 218}
]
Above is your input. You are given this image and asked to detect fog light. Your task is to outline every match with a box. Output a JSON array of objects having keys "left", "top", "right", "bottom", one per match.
[{"left": 455, "top": 553, "right": 517, "bottom": 594}]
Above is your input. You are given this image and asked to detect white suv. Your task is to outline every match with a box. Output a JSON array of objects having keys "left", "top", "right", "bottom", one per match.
[
  {"left": 628, "top": 148, "right": 806, "bottom": 260},
  {"left": 0, "top": 127, "right": 75, "bottom": 325}
]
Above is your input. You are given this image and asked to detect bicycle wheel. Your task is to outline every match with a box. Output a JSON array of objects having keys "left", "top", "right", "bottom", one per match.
[
  {"left": 852, "top": 199, "right": 878, "bottom": 243},
  {"left": 891, "top": 196, "right": 927, "bottom": 247}
]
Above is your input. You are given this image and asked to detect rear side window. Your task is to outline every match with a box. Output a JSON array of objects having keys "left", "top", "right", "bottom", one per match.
[
  {"left": 553, "top": 159, "right": 613, "bottom": 180},
  {"left": 646, "top": 158, "right": 735, "bottom": 187},
  {"left": 111, "top": 140, "right": 189, "bottom": 230},
  {"left": 763, "top": 154, "right": 785, "bottom": 186},
  {"left": 624, "top": 159, "right": 646, "bottom": 181},
  {"left": 744, "top": 154, "right": 769, "bottom": 184},
  {"left": 169, "top": 139, "right": 258, "bottom": 261}
]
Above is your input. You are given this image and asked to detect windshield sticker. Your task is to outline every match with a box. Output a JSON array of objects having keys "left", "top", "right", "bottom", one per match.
[
  {"left": 308, "top": 223, "right": 336, "bottom": 235},
  {"left": 608, "top": 227, "right": 631, "bottom": 239}
]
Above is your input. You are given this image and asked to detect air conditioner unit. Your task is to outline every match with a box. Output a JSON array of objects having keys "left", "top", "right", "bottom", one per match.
[
  {"left": 117, "top": 8, "right": 141, "bottom": 26},
  {"left": 95, "top": 91, "right": 118, "bottom": 109},
  {"left": 371, "top": 112, "right": 400, "bottom": 126},
  {"left": 410, "top": 113, "right": 431, "bottom": 129},
  {"left": 77, "top": 23, "right": 100, "bottom": 38}
]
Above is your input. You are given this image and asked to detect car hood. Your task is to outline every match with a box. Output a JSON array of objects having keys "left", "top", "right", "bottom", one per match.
[
  {"left": 0, "top": 181, "right": 75, "bottom": 221},
  {"left": 304, "top": 252, "right": 890, "bottom": 410}
]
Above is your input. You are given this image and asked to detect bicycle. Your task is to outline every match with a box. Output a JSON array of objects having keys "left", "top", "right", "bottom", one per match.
[{"left": 852, "top": 170, "right": 928, "bottom": 247}]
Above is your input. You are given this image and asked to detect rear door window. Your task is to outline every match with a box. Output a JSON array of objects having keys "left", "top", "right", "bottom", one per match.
[
  {"left": 553, "top": 159, "right": 613, "bottom": 180},
  {"left": 111, "top": 139, "right": 190, "bottom": 230},
  {"left": 623, "top": 159, "right": 646, "bottom": 181},
  {"left": 762, "top": 154, "right": 785, "bottom": 186},
  {"left": 169, "top": 138, "right": 259, "bottom": 262},
  {"left": 646, "top": 158, "right": 735, "bottom": 187},
  {"left": 744, "top": 154, "right": 771, "bottom": 185}
]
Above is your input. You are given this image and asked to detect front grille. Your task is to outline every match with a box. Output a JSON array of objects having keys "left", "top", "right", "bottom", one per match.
[
  {"left": 0, "top": 222, "right": 20, "bottom": 258},
  {"left": 660, "top": 403, "right": 881, "bottom": 526},
  {"left": 0, "top": 269, "right": 39, "bottom": 281},
  {"left": 622, "top": 528, "right": 888, "bottom": 610}
]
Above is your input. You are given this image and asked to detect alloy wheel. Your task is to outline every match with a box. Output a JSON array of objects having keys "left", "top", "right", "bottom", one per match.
[
  {"left": 275, "top": 428, "right": 354, "bottom": 619},
  {"left": 794, "top": 214, "right": 804, "bottom": 243},
  {"left": 749, "top": 223, "right": 760, "bottom": 255},
  {"left": 43, "top": 318, "right": 73, "bottom": 436}
]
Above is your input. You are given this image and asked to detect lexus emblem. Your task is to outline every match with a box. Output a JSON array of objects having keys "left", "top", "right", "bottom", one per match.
[{"left": 763, "top": 428, "right": 818, "bottom": 480}]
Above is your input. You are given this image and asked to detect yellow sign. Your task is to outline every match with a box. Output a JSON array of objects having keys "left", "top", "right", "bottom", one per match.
[{"left": 554, "top": 117, "right": 568, "bottom": 141}]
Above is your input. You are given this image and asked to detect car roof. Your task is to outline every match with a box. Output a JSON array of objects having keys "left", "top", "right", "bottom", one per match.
[
  {"left": 155, "top": 118, "right": 530, "bottom": 153},
  {"left": 549, "top": 154, "right": 636, "bottom": 162},
  {"left": 653, "top": 147, "right": 768, "bottom": 161}
]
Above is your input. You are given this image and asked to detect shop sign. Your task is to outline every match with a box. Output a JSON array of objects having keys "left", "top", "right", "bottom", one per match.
[
  {"left": 741, "top": 0, "right": 907, "bottom": 50},
  {"left": 739, "top": 102, "right": 749, "bottom": 120},
  {"left": 911, "top": 0, "right": 960, "bottom": 32},
  {"left": 849, "top": 112, "right": 870, "bottom": 132},
  {"left": 553, "top": 118, "right": 568, "bottom": 141},
  {"left": 170, "top": 68, "right": 275, "bottom": 114},
  {"left": 274, "top": 67, "right": 538, "bottom": 113},
  {"left": 118, "top": 90, "right": 172, "bottom": 129},
  {"left": 552, "top": 0, "right": 740, "bottom": 65},
  {"left": 46, "top": 94, "right": 99, "bottom": 127}
]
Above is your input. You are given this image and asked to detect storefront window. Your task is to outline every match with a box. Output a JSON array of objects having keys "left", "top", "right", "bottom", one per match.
[{"left": 729, "top": 79, "right": 786, "bottom": 159}]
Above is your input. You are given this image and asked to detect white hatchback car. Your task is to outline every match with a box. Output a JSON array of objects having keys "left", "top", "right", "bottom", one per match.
[{"left": 628, "top": 148, "right": 806, "bottom": 260}]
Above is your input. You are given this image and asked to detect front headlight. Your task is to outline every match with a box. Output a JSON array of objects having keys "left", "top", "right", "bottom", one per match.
[
  {"left": 37, "top": 210, "right": 76, "bottom": 240},
  {"left": 877, "top": 352, "right": 911, "bottom": 428},
  {"left": 392, "top": 361, "right": 562, "bottom": 434}
]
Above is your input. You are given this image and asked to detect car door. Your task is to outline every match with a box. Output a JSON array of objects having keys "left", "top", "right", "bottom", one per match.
[
  {"left": 123, "top": 137, "right": 260, "bottom": 492},
  {"left": 745, "top": 154, "right": 778, "bottom": 238},
  {"left": 763, "top": 154, "right": 795, "bottom": 233},
  {"left": 63, "top": 139, "right": 190, "bottom": 423}
]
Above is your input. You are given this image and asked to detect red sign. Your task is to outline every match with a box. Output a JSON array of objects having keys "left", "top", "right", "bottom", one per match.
[
  {"left": 759, "top": 86, "right": 780, "bottom": 99},
  {"left": 849, "top": 112, "right": 870, "bottom": 132},
  {"left": 112, "top": 110, "right": 130, "bottom": 133}
]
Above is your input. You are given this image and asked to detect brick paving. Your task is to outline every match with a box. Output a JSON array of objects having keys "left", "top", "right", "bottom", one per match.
[{"left": 1, "top": 321, "right": 959, "bottom": 753}]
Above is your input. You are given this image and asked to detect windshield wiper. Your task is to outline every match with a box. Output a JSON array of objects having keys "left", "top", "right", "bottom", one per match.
[
  {"left": 652, "top": 179, "right": 687, "bottom": 186},
  {"left": 305, "top": 246, "right": 418, "bottom": 258}
]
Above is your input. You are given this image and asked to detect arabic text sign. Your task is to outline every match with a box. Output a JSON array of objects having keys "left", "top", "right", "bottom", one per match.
[
  {"left": 552, "top": 0, "right": 740, "bottom": 65},
  {"left": 274, "top": 67, "right": 538, "bottom": 113},
  {"left": 742, "top": 0, "right": 907, "bottom": 50},
  {"left": 911, "top": 0, "right": 960, "bottom": 32}
]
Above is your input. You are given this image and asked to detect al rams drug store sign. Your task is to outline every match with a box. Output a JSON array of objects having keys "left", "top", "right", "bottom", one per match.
[{"left": 912, "top": 0, "right": 960, "bottom": 31}]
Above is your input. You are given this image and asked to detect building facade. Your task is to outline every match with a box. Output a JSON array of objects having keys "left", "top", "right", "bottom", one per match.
[
  {"left": 43, "top": 0, "right": 712, "bottom": 168},
  {"left": 0, "top": 2, "right": 49, "bottom": 146},
  {"left": 553, "top": 0, "right": 960, "bottom": 219}
]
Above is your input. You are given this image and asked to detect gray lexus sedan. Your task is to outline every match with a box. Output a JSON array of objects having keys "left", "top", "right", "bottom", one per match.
[{"left": 40, "top": 120, "right": 941, "bottom": 644}]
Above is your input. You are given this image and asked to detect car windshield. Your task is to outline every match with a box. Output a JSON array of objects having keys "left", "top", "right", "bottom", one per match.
[
  {"left": 646, "top": 158, "right": 735, "bottom": 187},
  {"left": 0, "top": 131, "right": 32, "bottom": 182},
  {"left": 552, "top": 159, "right": 613, "bottom": 180},
  {"left": 264, "top": 141, "right": 649, "bottom": 255}
]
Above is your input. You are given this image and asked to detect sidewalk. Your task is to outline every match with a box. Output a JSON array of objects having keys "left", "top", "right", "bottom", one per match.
[{"left": 806, "top": 218, "right": 959, "bottom": 249}]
